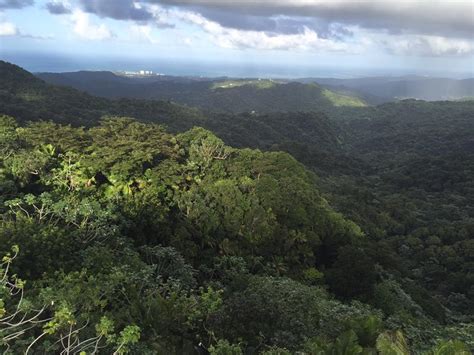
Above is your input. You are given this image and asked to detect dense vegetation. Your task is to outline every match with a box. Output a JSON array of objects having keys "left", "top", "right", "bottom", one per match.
[
  {"left": 307, "top": 76, "right": 474, "bottom": 102},
  {"left": 332, "top": 100, "right": 474, "bottom": 318},
  {"left": 1, "top": 61, "right": 474, "bottom": 353},
  {"left": 0, "top": 61, "right": 205, "bottom": 128},
  {"left": 37, "top": 71, "right": 474, "bottom": 107},
  {"left": 37, "top": 70, "right": 368, "bottom": 114}
]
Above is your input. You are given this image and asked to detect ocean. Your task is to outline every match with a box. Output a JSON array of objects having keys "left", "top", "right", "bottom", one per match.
[{"left": 1, "top": 51, "right": 472, "bottom": 79}]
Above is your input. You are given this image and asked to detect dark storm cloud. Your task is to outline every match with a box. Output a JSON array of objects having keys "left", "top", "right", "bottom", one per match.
[
  {"left": 45, "top": 1, "right": 71, "bottom": 14},
  {"left": 156, "top": 0, "right": 474, "bottom": 39},
  {"left": 78, "top": 0, "right": 154, "bottom": 21},
  {"left": 0, "top": 0, "right": 33, "bottom": 9}
]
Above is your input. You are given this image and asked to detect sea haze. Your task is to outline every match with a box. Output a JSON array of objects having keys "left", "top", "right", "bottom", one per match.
[{"left": 2, "top": 51, "right": 472, "bottom": 80}]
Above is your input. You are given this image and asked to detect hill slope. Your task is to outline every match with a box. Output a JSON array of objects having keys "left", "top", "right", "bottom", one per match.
[
  {"left": 36, "top": 70, "right": 368, "bottom": 114},
  {"left": 0, "top": 61, "right": 205, "bottom": 128},
  {"left": 1, "top": 61, "right": 474, "bottom": 352},
  {"left": 2, "top": 61, "right": 347, "bottom": 172},
  {"left": 308, "top": 76, "right": 474, "bottom": 101},
  {"left": 1, "top": 115, "right": 378, "bottom": 353}
]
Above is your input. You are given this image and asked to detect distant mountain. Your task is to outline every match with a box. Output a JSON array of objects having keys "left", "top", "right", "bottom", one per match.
[
  {"left": 36, "top": 71, "right": 368, "bottom": 114},
  {"left": 37, "top": 70, "right": 129, "bottom": 89},
  {"left": 0, "top": 61, "right": 204, "bottom": 128},
  {"left": 36, "top": 70, "right": 206, "bottom": 90},
  {"left": 2, "top": 61, "right": 347, "bottom": 173},
  {"left": 303, "top": 76, "right": 474, "bottom": 101},
  {"left": 37, "top": 71, "right": 474, "bottom": 109}
]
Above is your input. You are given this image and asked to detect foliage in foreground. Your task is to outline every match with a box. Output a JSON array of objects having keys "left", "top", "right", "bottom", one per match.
[{"left": 0, "top": 115, "right": 471, "bottom": 353}]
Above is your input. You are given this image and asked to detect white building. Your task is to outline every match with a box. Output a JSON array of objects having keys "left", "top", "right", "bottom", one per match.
[{"left": 138, "top": 70, "right": 153, "bottom": 75}]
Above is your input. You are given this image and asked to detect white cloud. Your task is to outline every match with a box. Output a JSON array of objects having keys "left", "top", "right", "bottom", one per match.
[
  {"left": 0, "top": 21, "right": 19, "bottom": 36},
  {"left": 152, "top": 0, "right": 474, "bottom": 58},
  {"left": 71, "top": 10, "right": 113, "bottom": 40},
  {"left": 158, "top": 0, "right": 474, "bottom": 40},
  {"left": 146, "top": 4, "right": 175, "bottom": 28},
  {"left": 177, "top": 10, "right": 355, "bottom": 52},
  {"left": 174, "top": 8, "right": 474, "bottom": 56},
  {"left": 384, "top": 35, "right": 474, "bottom": 57},
  {"left": 0, "top": 20, "right": 52, "bottom": 39}
]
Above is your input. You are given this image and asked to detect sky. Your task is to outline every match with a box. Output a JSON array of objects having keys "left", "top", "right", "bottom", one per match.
[{"left": 0, "top": 0, "right": 473, "bottom": 78}]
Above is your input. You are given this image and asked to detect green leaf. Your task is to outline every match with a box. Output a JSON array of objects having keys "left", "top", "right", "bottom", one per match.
[{"left": 375, "top": 331, "right": 409, "bottom": 355}]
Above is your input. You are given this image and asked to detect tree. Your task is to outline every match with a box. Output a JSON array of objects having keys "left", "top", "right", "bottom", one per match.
[
  {"left": 326, "top": 246, "right": 377, "bottom": 301},
  {"left": 1, "top": 246, "right": 48, "bottom": 353}
]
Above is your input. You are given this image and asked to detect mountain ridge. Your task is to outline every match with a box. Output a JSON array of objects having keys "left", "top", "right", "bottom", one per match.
[{"left": 36, "top": 69, "right": 369, "bottom": 114}]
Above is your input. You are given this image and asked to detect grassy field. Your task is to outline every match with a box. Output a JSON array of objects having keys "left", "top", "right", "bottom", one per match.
[
  {"left": 211, "top": 79, "right": 277, "bottom": 90},
  {"left": 322, "top": 88, "right": 367, "bottom": 107}
]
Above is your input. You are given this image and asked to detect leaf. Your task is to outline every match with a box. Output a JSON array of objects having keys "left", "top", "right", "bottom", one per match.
[
  {"left": 430, "top": 339, "right": 470, "bottom": 355},
  {"left": 375, "top": 330, "right": 409, "bottom": 355},
  {"left": 332, "top": 330, "right": 363, "bottom": 355}
]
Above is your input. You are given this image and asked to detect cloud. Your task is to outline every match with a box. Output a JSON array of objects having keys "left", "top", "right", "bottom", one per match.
[
  {"left": 385, "top": 35, "right": 474, "bottom": 57},
  {"left": 71, "top": 10, "right": 113, "bottom": 40},
  {"left": 78, "top": 0, "right": 153, "bottom": 21},
  {"left": 49, "top": 0, "right": 474, "bottom": 39},
  {"left": 162, "top": 0, "right": 474, "bottom": 57},
  {"left": 142, "top": 4, "right": 175, "bottom": 28},
  {"left": 177, "top": 11, "right": 353, "bottom": 52},
  {"left": 183, "top": 8, "right": 352, "bottom": 39},
  {"left": 0, "top": 19, "right": 53, "bottom": 39},
  {"left": 158, "top": 0, "right": 474, "bottom": 40},
  {"left": 45, "top": 0, "right": 71, "bottom": 14},
  {"left": 56, "top": 1, "right": 474, "bottom": 41},
  {"left": 0, "top": 0, "right": 33, "bottom": 9},
  {"left": 62, "top": 0, "right": 473, "bottom": 57},
  {"left": 0, "top": 20, "right": 18, "bottom": 35},
  {"left": 76, "top": 0, "right": 175, "bottom": 29}
]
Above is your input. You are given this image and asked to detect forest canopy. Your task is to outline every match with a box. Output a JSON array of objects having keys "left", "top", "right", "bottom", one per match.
[
  {"left": 1, "top": 115, "right": 472, "bottom": 353},
  {"left": 1, "top": 61, "right": 473, "bottom": 353}
]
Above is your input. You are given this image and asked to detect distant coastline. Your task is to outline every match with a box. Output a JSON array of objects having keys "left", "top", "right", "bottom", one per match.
[{"left": 2, "top": 51, "right": 472, "bottom": 80}]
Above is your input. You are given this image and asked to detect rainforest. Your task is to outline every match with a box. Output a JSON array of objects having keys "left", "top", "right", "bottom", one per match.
[{"left": 0, "top": 58, "right": 473, "bottom": 354}]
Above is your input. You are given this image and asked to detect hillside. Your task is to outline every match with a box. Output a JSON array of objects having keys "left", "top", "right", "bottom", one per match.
[
  {"left": 1, "top": 115, "right": 380, "bottom": 354},
  {"left": 3, "top": 61, "right": 348, "bottom": 172},
  {"left": 1, "top": 61, "right": 474, "bottom": 353},
  {"left": 39, "top": 71, "right": 474, "bottom": 109},
  {"left": 308, "top": 76, "right": 474, "bottom": 101},
  {"left": 36, "top": 70, "right": 368, "bottom": 114},
  {"left": 0, "top": 61, "right": 205, "bottom": 129}
]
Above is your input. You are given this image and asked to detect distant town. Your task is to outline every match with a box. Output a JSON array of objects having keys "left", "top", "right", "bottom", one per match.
[{"left": 115, "top": 70, "right": 164, "bottom": 77}]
